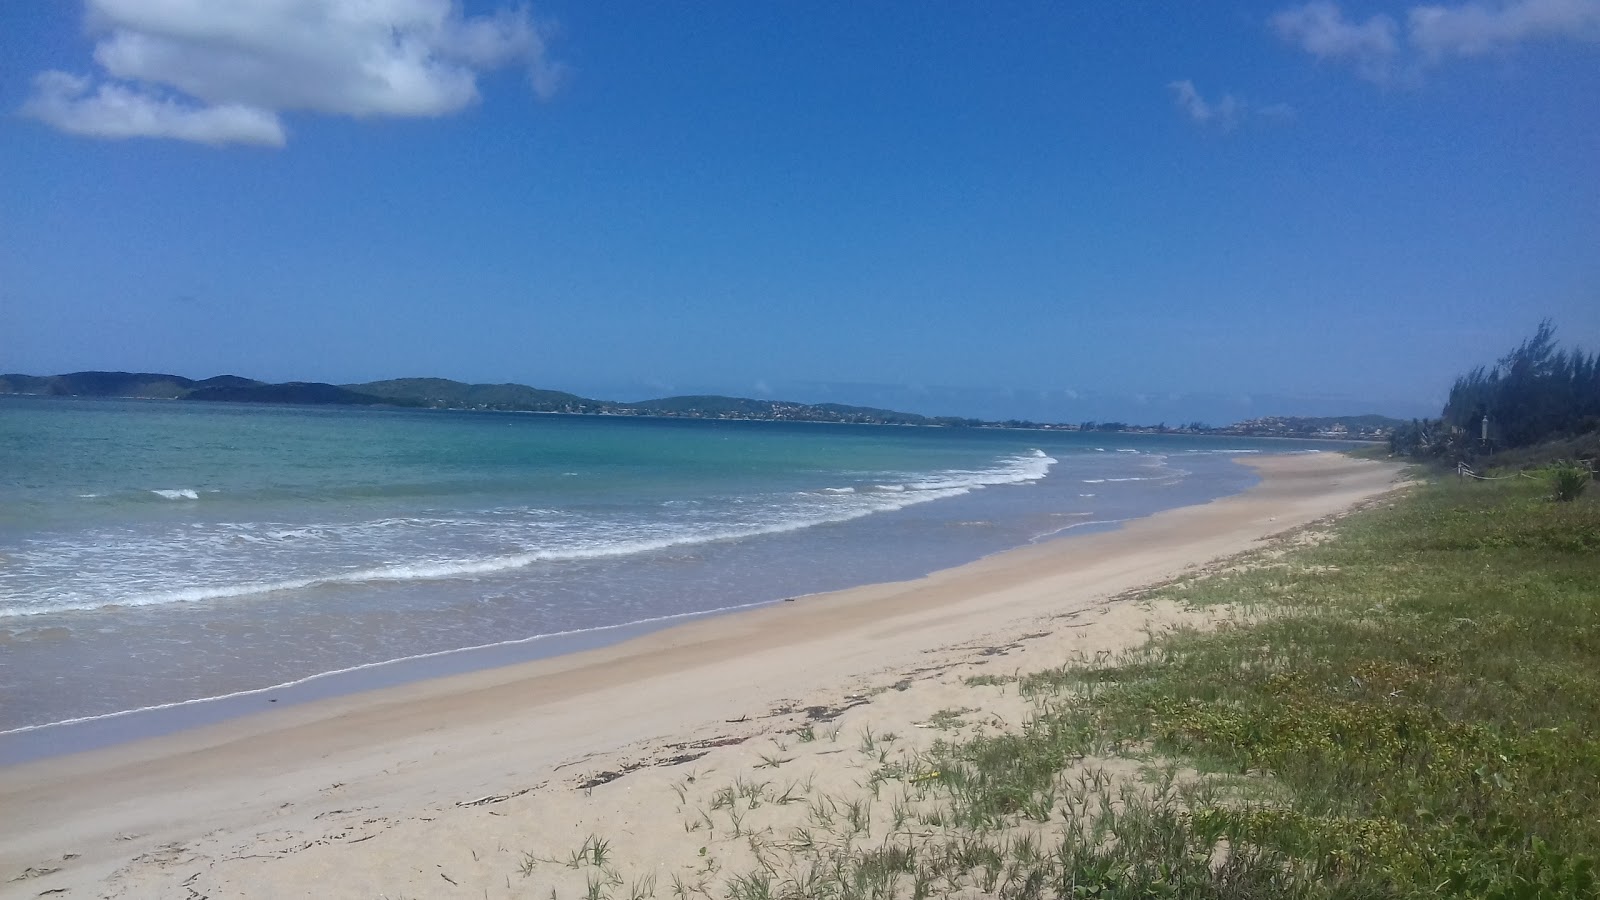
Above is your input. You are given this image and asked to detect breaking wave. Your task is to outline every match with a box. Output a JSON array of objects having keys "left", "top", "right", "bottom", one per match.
[{"left": 3, "top": 451, "right": 1057, "bottom": 618}]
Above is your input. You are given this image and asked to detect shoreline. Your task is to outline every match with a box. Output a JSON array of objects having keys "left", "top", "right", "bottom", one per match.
[
  {"left": 0, "top": 600, "right": 773, "bottom": 763},
  {"left": 0, "top": 393, "right": 1389, "bottom": 441},
  {"left": 0, "top": 456, "right": 1214, "bottom": 757},
  {"left": 0, "top": 453, "right": 1402, "bottom": 898}
]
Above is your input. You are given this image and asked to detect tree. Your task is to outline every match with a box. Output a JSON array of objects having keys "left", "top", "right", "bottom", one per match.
[{"left": 1437, "top": 321, "right": 1600, "bottom": 453}]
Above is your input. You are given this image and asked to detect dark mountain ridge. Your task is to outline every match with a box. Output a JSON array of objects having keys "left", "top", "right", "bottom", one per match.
[
  {"left": 0, "top": 371, "right": 949, "bottom": 424},
  {"left": 0, "top": 371, "right": 1400, "bottom": 435}
]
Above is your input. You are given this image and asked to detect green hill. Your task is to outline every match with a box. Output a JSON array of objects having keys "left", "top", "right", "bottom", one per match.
[
  {"left": 193, "top": 375, "right": 265, "bottom": 390},
  {"left": 347, "top": 378, "right": 599, "bottom": 412},
  {"left": 185, "top": 382, "right": 394, "bottom": 405},
  {"left": 0, "top": 370, "right": 1391, "bottom": 433},
  {"left": 0, "top": 371, "right": 197, "bottom": 398}
]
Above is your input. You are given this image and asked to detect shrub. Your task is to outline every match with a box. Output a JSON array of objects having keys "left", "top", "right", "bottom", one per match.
[{"left": 1548, "top": 461, "right": 1592, "bottom": 502}]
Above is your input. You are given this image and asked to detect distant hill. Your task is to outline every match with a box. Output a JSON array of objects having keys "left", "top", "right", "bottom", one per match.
[
  {"left": 186, "top": 382, "right": 394, "bottom": 406},
  {"left": 0, "top": 371, "right": 945, "bottom": 425},
  {"left": 0, "top": 370, "right": 1397, "bottom": 436},
  {"left": 0, "top": 372, "right": 388, "bottom": 407},
  {"left": 630, "top": 395, "right": 778, "bottom": 416},
  {"left": 347, "top": 378, "right": 598, "bottom": 412},
  {"left": 0, "top": 371, "right": 198, "bottom": 399},
  {"left": 812, "top": 402, "right": 944, "bottom": 426},
  {"left": 194, "top": 375, "right": 265, "bottom": 390}
]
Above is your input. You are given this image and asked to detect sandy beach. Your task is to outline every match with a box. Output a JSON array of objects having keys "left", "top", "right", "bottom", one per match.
[{"left": 0, "top": 453, "right": 1402, "bottom": 899}]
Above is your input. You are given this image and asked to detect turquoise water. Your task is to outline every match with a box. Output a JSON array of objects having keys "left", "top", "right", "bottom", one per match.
[{"left": 0, "top": 396, "right": 1350, "bottom": 734}]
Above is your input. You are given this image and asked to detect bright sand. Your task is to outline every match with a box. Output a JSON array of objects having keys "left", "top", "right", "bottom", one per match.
[{"left": 0, "top": 453, "right": 1401, "bottom": 898}]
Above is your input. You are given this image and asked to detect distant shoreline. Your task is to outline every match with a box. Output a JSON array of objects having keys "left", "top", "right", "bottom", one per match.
[{"left": 0, "top": 377, "right": 1396, "bottom": 441}]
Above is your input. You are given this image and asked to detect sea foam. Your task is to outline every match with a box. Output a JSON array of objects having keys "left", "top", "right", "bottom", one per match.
[{"left": 3, "top": 451, "right": 1057, "bottom": 618}]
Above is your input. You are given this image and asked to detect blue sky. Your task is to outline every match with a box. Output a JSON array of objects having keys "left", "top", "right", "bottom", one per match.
[{"left": 2, "top": 2, "right": 1596, "bottom": 423}]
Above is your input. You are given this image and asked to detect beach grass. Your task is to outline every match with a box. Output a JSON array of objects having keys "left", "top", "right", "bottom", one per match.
[{"left": 709, "top": 474, "right": 1600, "bottom": 898}]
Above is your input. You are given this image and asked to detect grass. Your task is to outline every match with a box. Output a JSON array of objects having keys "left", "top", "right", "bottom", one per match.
[
  {"left": 1475, "top": 431, "right": 1600, "bottom": 472},
  {"left": 707, "top": 475, "right": 1600, "bottom": 898},
  {"left": 923, "top": 707, "right": 977, "bottom": 731},
  {"left": 1062, "top": 476, "right": 1600, "bottom": 896},
  {"left": 1548, "top": 461, "right": 1592, "bottom": 502}
]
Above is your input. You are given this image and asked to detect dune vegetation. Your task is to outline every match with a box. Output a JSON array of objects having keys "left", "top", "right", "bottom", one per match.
[{"left": 687, "top": 473, "right": 1600, "bottom": 899}]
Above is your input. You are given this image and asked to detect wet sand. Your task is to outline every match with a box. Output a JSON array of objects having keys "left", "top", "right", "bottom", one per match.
[{"left": 0, "top": 453, "right": 1402, "bottom": 898}]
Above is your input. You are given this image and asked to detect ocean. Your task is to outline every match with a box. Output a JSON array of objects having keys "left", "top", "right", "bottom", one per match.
[{"left": 0, "top": 396, "right": 1348, "bottom": 743}]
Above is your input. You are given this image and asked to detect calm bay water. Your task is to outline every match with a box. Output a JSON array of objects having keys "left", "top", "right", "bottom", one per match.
[{"left": 0, "top": 396, "right": 1348, "bottom": 734}]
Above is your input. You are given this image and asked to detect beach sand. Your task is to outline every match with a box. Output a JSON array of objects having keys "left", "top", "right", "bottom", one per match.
[{"left": 0, "top": 453, "right": 1402, "bottom": 899}]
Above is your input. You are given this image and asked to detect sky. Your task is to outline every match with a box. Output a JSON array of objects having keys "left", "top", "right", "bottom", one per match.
[{"left": 1, "top": 1, "right": 1597, "bottom": 424}]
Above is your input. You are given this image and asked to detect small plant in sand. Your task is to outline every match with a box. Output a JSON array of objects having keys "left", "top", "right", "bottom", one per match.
[
  {"left": 724, "top": 804, "right": 747, "bottom": 838},
  {"left": 754, "top": 752, "right": 792, "bottom": 770},
  {"left": 734, "top": 776, "right": 771, "bottom": 808},
  {"left": 724, "top": 870, "right": 775, "bottom": 900},
  {"left": 857, "top": 726, "right": 876, "bottom": 753},
  {"left": 843, "top": 798, "right": 872, "bottom": 836},
  {"left": 623, "top": 873, "right": 656, "bottom": 900},
  {"left": 925, "top": 707, "right": 977, "bottom": 730},
  {"left": 667, "top": 872, "right": 695, "bottom": 900},
  {"left": 773, "top": 779, "right": 808, "bottom": 805},
  {"left": 565, "top": 834, "right": 613, "bottom": 870}
]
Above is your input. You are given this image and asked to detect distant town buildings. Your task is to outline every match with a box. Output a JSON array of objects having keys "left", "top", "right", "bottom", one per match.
[{"left": 973, "top": 417, "right": 1394, "bottom": 440}]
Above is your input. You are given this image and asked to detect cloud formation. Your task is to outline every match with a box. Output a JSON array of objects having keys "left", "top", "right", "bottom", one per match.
[
  {"left": 1273, "top": 0, "right": 1600, "bottom": 81},
  {"left": 23, "top": 0, "right": 563, "bottom": 147},
  {"left": 1168, "top": 80, "right": 1240, "bottom": 128},
  {"left": 25, "top": 71, "right": 287, "bottom": 146},
  {"left": 1272, "top": 2, "right": 1401, "bottom": 80},
  {"left": 1166, "top": 81, "right": 1291, "bottom": 129},
  {"left": 1409, "top": 0, "right": 1600, "bottom": 57}
]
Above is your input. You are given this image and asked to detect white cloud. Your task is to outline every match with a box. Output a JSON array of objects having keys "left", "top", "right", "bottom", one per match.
[
  {"left": 24, "top": 71, "right": 286, "bottom": 146},
  {"left": 1167, "top": 81, "right": 1291, "bottom": 129},
  {"left": 1168, "top": 80, "right": 1240, "bottom": 128},
  {"left": 24, "top": 0, "right": 563, "bottom": 146},
  {"left": 1273, "top": 0, "right": 1600, "bottom": 81},
  {"left": 1409, "top": 0, "right": 1600, "bottom": 58},
  {"left": 1271, "top": 2, "right": 1402, "bottom": 81}
]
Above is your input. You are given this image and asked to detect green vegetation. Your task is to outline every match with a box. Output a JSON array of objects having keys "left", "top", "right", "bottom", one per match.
[
  {"left": 2, "top": 370, "right": 1390, "bottom": 434},
  {"left": 1445, "top": 322, "right": 1600, "bottom": 447},
  {"left": 184, "top": 381, "right": 396, "bottom": 405},
  {"left": 1548, "top": 461, "right": 1592, "bottom": 502},
  {"left": 1224, "top": 414, "right": 1405, "bottom": 437},
  {"left": 0, "top": 370, "right": 217, "bottom": 399},
  {"left": 0, "top": 370, "right": 971, "bottom": 424},
  {"left": 0, "top": 371, "right": 397, "bottom": 406},
  {"left": 1392, "top": 322, "right": 1600, "bottom": 469},
  {"left": 349, "top": 377, "right": 594, "bottom": 412},
  {"left": 1050, "top": 477, "right": 1600, "bottom": 896},
  {"left": 715, "top": 476, "right": 1600, "bottom": 898}
]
